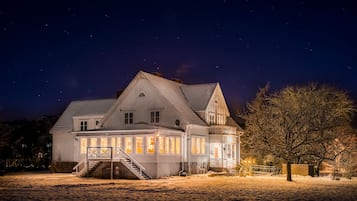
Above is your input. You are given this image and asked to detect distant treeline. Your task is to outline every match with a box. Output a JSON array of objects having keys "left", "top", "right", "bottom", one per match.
[{"left": 0, "top": 115, "right": 58, "bottom": 172}]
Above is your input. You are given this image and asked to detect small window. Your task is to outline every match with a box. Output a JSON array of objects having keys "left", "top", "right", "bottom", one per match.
[
  {"left": 95, "top": 120, "right": 99, "bottom": 125},
  {"left": 80, "top": 121, "right": 88, "bottom": 131},
  {"left": 150, "top": 111, "right": 160, "bottom": 123},
  {"left": 139, "top": 92, "right": 145, "bottom": 97},
  {"left": 125, "top": 112, "right": 133, "bottom": 124}
]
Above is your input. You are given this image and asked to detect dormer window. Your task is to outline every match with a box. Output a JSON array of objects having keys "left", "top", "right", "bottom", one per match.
[
  {"left": 150, "top": 111, "right": 160, "bottom": 123},
  {"left": 125, "top": 112, "right": 133, "bottom": 124},
  {"left": 80, "top": 121, "right": 88, "bottom": 131}
]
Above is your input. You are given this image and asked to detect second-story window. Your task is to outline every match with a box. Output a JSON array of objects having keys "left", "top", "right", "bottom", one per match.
[
  {"left": 150, "top": 111, "right": 160, "bottom": 123},
  {"left": 124, "top": 112, "right": 133, "bottom": 124},
  {"left": 80, "top": 121, "right": 88, "bottom": 131}
]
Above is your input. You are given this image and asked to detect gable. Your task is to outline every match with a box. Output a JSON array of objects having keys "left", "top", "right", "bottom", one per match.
[
  {"left": 206, "top": 84, "right": 230, "bottom": 118},
  {"left": 101, "top": 71, "right": 207, "bottom": 130}
]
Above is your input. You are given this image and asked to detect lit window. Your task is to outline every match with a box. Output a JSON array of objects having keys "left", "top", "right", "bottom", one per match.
[
  {"left": 90, "top": 138, "right": 97, "bottom": 147},
  {"left": 165, "top": 137, "right": 169, "bottom": 154},
  {"left": 111, "top": 137, "right": 116, "bottom": 148},
  {"left": 150, "top": 111, "right": 160, "bottom": 123},
  {"left": 89, "top": 138, "right": 97, "bottom": 155},
  {"left": 147, "top": 136, "right": 155, "bottom": 154},
  {"left": 175, "top": 137, "right": 180, "bottom": 155},
  {"left": 191, "top": 137, "right": 206, "bottom": 155},
  {"left": 80, "top": 138, "right": 87, "bottom": 154},
  {"left": 170, "top": 137, "right": 175, "bottom": 154},
  {"left": 191, "top": 137, "right": 197, "bottom": 154},
  {"left": 112, "top": 137, "right": 121, "bottom": 155},
  {"left": 100, "top": 137, "right": 108, "bottom": 155},
  {"left": 117, "top": 137, "right": 121, "bottom": 148},
  {"left": 125, "top": 137, "right": 132, "bottom": 154},
  {"left": 136, "top": 137, "right": 144, "bottom": 154},
  {"left": 200, "top": 138, "right": 205, "bottom": 154},
  {"left": 159, "top": 137, "right": 164, "bottom": 154},
  {"left": 125, "top": 112, "right": 133, "bottom": 124},
  {"left": 80, "top": 121, "right": 88, "bottom": 131}
]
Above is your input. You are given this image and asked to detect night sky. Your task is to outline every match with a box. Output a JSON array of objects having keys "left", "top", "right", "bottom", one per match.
[{"left": 1, "top": 0, "right": 356, "bottom": 121}]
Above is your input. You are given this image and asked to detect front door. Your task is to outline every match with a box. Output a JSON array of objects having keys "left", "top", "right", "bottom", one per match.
[{"left": 223, "top": 144, "right": 234, "bottom": 168}]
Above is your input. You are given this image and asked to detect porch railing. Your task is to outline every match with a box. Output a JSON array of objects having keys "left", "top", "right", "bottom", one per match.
[{"left": 84, "top": 147, "right": 148, "bottom": 179}]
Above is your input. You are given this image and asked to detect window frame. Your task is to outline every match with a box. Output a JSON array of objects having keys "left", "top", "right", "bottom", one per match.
[
  {"left": 150, "top": 111, "right": 160, "bottom": 123},
  {"left": 124, "top": 112, "right": 133, "bottom": 125},
  {"left": 80, "top": 121, "right": 88, "bottom": 131}
]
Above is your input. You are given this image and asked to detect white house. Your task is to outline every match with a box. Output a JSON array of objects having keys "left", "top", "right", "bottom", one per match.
[{"left": 51, "top": 71, "right": 243, "bottom": 179}]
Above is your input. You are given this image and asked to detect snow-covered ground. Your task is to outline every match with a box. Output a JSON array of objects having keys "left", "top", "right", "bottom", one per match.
[{"left": 0, "top": 173, "right": 356, "bottom": 201}]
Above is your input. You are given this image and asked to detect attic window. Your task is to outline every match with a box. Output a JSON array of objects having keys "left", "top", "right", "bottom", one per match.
[
  {"left": 80, "top": 121, "right": 88, "bottom": 131},
  {"left": 139, "top": 92, "right": 145, "bottom": 97}
]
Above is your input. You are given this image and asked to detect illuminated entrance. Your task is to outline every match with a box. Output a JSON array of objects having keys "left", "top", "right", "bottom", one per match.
[{"left": 210, "top": 140, "right": 236, "bottom": 168}]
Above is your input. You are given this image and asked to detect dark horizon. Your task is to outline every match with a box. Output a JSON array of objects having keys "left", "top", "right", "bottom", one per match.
[{"left": 1, "top": 0, "right": 356, "bottom": 121}]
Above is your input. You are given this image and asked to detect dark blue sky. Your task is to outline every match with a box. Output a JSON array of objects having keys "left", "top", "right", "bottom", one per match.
[{"left": 1, "top": 0, "right": 356, "bottom": 121}]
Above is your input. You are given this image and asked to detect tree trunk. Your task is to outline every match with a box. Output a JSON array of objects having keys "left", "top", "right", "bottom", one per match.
[{"left": 287, "top": 161, "right": 292, "bottom": 181}]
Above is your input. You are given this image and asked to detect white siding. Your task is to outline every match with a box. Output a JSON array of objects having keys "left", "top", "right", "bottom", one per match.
[{"left": 52, "top": 132, "right": 75, "bottom": 162}]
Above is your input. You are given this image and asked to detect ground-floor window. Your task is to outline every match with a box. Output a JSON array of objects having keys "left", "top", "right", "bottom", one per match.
[
  {"left": 80, "top": 138, "right": 87, "bottom": 154},
  {"left": 175, "top": 137, "right": 180, "bottom": 154},
  {"left": 100, "top": 137, "right": 108, "bottom": 155},
  {"left": 90, "top": 138, "right": 97, "bottom": 147},
  {"left": 136, "top": 137, "right": 144, "bottom": 154},
  {"left": 159, "top": 136, "right": 180, "bottom": 155},
  {"left": 165, "top": 137, "right": 170, "bottom": 153},
  {"left": 125, "top": 137, "right": 133, "bottom": 154},
  {"left": 147, "top": 136, "right": 155, "bottom": 154},
  {"left": 192, "top": 137, "right": 206, "bottom": 155}
]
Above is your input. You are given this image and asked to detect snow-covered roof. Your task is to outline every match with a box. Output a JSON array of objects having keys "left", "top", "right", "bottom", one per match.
[
  {"left": 52, "top": 71, "right": 242, "bottom": 133},
  {"left": 50, "top": 99, "right": 116, "bottom": 133},
  {"left": 181, "top": 83, "right": 217, "bottom": 111}
]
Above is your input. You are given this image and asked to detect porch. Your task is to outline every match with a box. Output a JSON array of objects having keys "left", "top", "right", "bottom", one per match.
[{"left": 73, "top": 147, "right": 151, "bottom": 180}]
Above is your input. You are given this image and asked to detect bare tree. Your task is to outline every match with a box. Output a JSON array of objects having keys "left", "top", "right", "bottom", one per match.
[{"left": 244, "top": 84, "right": 355, "bottom": 181}]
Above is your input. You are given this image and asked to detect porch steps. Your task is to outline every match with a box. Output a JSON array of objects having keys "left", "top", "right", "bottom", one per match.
[
  {"left": 73, "top": 147, "right": 151, "bottom": 180},
  {"left": 121, "top": 158, "right": 151, "bottom": 180},
  {"left": 73, "top": 160, "right": 101, "bottom": 177}
]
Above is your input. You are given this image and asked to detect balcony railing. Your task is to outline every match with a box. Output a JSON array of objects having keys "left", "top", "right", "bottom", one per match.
[{"left": 209, "top": 125, "right": 236, "bottom": 135}]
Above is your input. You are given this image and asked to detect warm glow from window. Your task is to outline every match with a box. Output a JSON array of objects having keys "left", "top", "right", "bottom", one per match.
[
  {"left": 159, "top": 137, "right": 164, "bottom": 154},
  {"left": 165, "top": 137, "right": 169, "bottom": 154},
  {"left": 170, "top": 137, "right": 175, "bottom": 154},
  {"left": 80, "top": 138, "right": 87, "bottom": 154},
  {"left": 111, "top": 137, "right": 116, "bottom": 148},
  {"left": 175, "top": 137, "right": 180, "bottom": 154},
  {"left": 136, "top": 137, "right": 144, "bottom": 154},
  {"left": 192, "top": 137, "right": 205, "bottom": 154},
  {"left": 147, "top": 136, "right": 155, "bottom": 154},
  {"left": 200, "top": 138, "right": 205, "bottom": 154},
  {"left": 100, "top": 137, "right": 108, "bottom": 154},
  {"left": 90, "top": 138, "right": 97, "bottom": 147},
  {"left": 125, "top": 137, "right": 132, "bottom": 154}
]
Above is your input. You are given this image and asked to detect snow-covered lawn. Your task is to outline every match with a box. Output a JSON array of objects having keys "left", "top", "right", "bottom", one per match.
[{"left": 0, "top": 173, "right": 356, "bottom": 200}]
